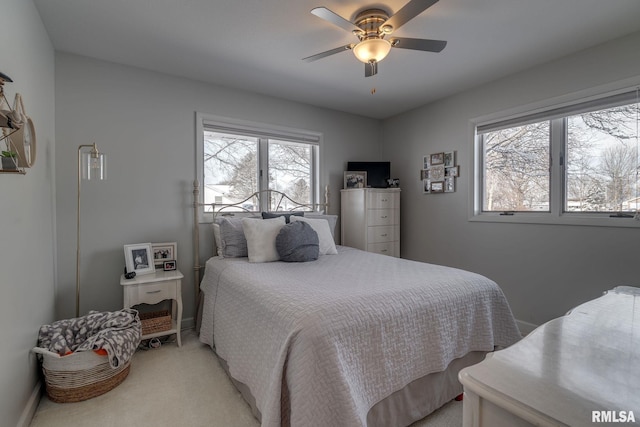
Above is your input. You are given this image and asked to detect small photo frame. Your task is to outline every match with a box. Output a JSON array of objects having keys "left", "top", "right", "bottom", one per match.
[
  {"left": 163, "top": 260, "right": 177, "bottom": 271},
  {"left": 446, "top": 166, "right": 460, "bottom": 177},
  {"left": 420, "top": 169, "right": 429, "bottom": 180},
  {"left": 430, "top": 152, "right": 444, "bottom": 165},
  {"left": 423, "top": 179, "right": 431, "bottom": 194},
  {"left": 152, "top": 242, "right": 177, "bottom": 267},
  {"left": 445, "top": 176, "right": 455, "bottom": 193},
  {"left": 430, "top": 181, "right": 444, "bottom": 193},
  {"left": 124, "top": 243, "right": 155, "bottom": 276},
  {"left": 444, "top": 151, "right": 455, "bottom": 168},
  {"left": 344, "top": 171, "right": 367, "bottom": 189},
  {"left": 423, "top": 156, "right": 430, "bottom": 169}
]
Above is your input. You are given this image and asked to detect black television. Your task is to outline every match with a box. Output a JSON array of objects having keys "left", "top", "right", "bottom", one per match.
[{"left": 347, "top": 161, "right": 391, "bottom": 188}]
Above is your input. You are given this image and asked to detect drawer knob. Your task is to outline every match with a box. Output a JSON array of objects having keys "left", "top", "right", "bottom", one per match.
[
  {"left": 381, "top": 215, "right": 387, "bottom": 219},
  {"left": 381, "top": 198, "right": 388, "bottom": 202},
  {"left": 146, "top": 290, "right": 161, "bottom": 294},
  {"left": 381, "top": 249, "right": 388, "bottom": 252},
  {"left": 381, "top": 233, "right": 387, "bottom": 237}
]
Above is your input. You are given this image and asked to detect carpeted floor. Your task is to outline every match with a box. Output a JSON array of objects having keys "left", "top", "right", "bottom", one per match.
[{"left": 29, "top": 331, "right": 462, "bottom": 427}]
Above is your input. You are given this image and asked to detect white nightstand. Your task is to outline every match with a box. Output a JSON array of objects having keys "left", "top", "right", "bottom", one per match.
[{"left": 120, "top": 269, "right": 183, "bottom": 347}]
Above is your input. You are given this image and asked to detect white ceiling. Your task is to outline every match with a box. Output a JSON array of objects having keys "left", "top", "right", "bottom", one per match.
[{"left": 34, "top": 0, "right": 640, "bottom": 119}]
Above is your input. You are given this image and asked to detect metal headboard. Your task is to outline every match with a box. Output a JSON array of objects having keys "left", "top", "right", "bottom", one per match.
[{"left": 191, "top": 180, "right": 330, "bottom": 313}]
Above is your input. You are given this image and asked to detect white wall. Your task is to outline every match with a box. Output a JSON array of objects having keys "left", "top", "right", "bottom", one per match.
[
  {"left": 0, "top": 1, "right": 56, "bottom": 425},
  {"left": 54, "top": 53, "right": 381, "bottom": 323},
  {"left": 382, "top": 31, "right": 640, "bottom": 327}
]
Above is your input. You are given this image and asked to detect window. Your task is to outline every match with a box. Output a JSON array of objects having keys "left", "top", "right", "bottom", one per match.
[
  {"left": 197, "top": 114, "right": 321, "bottom": 214},
  {"left": 474, "top": 88, "right": 639, "bottom": 225}
]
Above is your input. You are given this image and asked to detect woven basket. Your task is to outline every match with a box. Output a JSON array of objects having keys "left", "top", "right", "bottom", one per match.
[
  {"left": 140, "top": 310, "right": 172, "bottom": 335},
  {"left": 32, "top": 348, "right": 130, "bottom": 403}
]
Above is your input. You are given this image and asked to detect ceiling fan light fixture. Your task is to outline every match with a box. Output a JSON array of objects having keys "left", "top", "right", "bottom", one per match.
[{"left": 353, "top": 38, "right": 391, "bottom": 63}]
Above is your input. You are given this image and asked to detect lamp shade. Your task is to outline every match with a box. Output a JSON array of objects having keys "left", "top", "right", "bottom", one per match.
[
  {"left": 82, "top": 151, "right": 106, "bottom": 180},
  {"left": 353, "top": 39, "right": 392, "bottom": 63}
]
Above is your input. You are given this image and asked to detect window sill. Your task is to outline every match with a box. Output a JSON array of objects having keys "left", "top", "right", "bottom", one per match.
[{"left": 469, "top": 212, "right": 640, "bottom": 228}]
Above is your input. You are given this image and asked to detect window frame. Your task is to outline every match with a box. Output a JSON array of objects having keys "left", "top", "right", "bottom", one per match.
[
  {"left": 196, "top": 113, "right": 322, "bottom": 221},
  {"left": 470, "top": 80, "right": 640, "bottom": 228}
]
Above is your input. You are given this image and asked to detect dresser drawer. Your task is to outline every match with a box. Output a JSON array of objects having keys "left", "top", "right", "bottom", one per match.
[
  {"left": 366, "top": 191, "right": 399, "bottom": 209},
  {"left": 367, "top": 241, "right": 399, "bottom": 257},
  {"left": 126, "top": 280, "right": 178, "bottom": 305},
  {"left": 367, "top": 209, "right": 398, "bottom": 226},
  {"left": 367, "top": 225, "right": 399, "bottom": 243}
]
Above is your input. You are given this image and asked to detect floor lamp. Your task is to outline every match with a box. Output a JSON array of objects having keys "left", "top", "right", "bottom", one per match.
[{"left": 76, "top": 143, "right": 107, "bottom": 317}]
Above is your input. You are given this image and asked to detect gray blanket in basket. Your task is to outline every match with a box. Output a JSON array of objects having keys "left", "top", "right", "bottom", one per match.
[{"left": 37, "top": 309, "right": 142, "bottom": 368}]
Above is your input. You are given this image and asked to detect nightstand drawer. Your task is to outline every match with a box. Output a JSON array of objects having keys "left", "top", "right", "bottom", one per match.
[
  {"left": 367, "top": 225, "right": 399, "bottom": 243},
  {"left": 366, "top": 192, "right": 399, "bottom": 209},
  {"left": 367, "top": 241, "right": 399, "bottom": 257},
  {"left": 127, "top": 280, "right": 177, "bottom": 305},
  {"left": 367, "top": 209, "right": 398, "bottom": 226}
]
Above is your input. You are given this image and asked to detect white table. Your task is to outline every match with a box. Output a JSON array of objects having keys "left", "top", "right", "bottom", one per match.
[
  {"left": 459, "top": 286, "right": 640, "bottom": 426},
  {"left": 120, "top": 269, "right": 183, "bottom": 347}
]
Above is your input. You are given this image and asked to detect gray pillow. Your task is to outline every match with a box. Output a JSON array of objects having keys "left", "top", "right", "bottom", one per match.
[
  {"left": 215, "top": 217, "right": 248, "bottom": 257},
  {"left": 261, "top": 211, "right": 304, "bottom": 223},
  {"left": 275, "top": 221, "right": 319, "bottom": 262}
]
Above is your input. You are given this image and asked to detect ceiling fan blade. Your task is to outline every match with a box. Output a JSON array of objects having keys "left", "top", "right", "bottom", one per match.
[
  {"left": 382, "top": 0, "right": 439, "bottom": 32},
  {"left": 365, "top": 61, "right": 378, "bottom": 77},
  {"left": 311, "top": 7, "right": 362, "bottom": 33},
  {"left": 390, "top": 37, "right": 447, "bottom": 52},
  {"left": 302, "top": 44, "right": 355, "bottom": 62}
]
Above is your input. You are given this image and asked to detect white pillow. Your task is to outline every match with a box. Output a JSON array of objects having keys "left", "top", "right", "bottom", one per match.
[
  {"left": 290, "top": 216, "right": 338, "bottom": 255},
  {"left": 241, "top": 216, "right": 286, "bottom": 263}
]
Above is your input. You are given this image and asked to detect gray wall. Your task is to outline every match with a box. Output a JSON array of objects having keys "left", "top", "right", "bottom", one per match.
[
  {"left": 381, "top": 31, "right": 640, "bottom": 328},
  {"left": 54, "top": 52, "right": 381, "bottom": 323},
  {"left": 0, "top": 1, "right": 56, "bottom": 425}
]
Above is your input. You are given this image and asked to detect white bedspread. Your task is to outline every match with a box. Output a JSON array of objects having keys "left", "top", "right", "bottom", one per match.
[{"left": 200, "top": 246, "right": 521, "bottom": 427}]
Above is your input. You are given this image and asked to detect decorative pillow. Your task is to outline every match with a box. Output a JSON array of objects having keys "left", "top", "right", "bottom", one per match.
[
  {"left": 261, "top": 211, "right": 304, "bottom": 223},
  {"left": 276, "top": 221, "right": 319, "bottom": 262},
  {"left": 306, "top": 214, "right": 338, "bottom": 238},
  {"left": 242, "top": 216, "right": 286, "bottom": 263},
  {"left": 215, "top": 217, "right": 248, "bottom": 257},
  {"left": 290, "top": 216, "right": 338, "bottom": 255},
  {"left": 212, "top": 223, "right": 222, "bottom": 256}
]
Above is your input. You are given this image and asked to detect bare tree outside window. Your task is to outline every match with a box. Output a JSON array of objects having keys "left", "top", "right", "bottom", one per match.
[
  {"left": 566, "top": 103, "right": 639, "bottom": 212},
  {"left": 202, "top": 131, "right": 316, "bottom": 212},
  {"left": 203, "top": 131, "right": 258, "bottom": 211},
  {"left": 482, "top": 121, "right": 550, "bottom": 212}
]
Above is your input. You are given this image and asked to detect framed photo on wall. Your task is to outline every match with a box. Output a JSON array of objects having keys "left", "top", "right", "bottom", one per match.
[
  {"left": 152, "top": 242, "right": 177, "bottom": 267},
  {"left": 443, "top": 151, "right": 455, "bottom": 168},
  {"left": 430, "top": 152, "right": 444, "bottom": 165},
  {"left": 124, "top": 243, "right": 155, "bottom": 276},
  {"left": 430, "top": 181, "right": 444, "bottom": 193},
  {"left": 344, "top": 171, "right": 367, "bottom": 189}
]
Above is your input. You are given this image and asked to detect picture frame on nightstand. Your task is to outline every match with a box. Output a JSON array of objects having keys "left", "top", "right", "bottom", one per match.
[
  {"left": 163, "top": 260, "right": 177, "bottom": 271},
  {"left": 124, "top": 243, "right": 155, "bottom": 276},
  {"left": 152, "top": 242, "right": 177, "bottom": 267}
]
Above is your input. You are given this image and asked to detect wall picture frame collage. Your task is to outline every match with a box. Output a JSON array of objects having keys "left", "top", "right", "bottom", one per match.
[{"left": 421, "top": 151, "right": 459, "bottom": 194}]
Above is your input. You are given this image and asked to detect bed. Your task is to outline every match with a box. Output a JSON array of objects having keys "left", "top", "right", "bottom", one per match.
[{"left": 192, "top": 184, "right": 521, "bottom": 427}]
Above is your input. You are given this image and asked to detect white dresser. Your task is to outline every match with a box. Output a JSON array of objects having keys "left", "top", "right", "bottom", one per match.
[
  {"left": 340, "top": 188, "right": 400, "bottom": 257},
  {"left": 459, "top": 286, "right": 640, "bottom": 427}
]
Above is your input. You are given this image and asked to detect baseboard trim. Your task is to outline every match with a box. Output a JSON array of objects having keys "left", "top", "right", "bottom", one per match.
[
  {"left": 17, "top": 380, "right": 42, "bottom": 427},
  {"left": 181, "top": 316, "right": 195, "bottom": 331},
  {"left": 516, "top": 319, "right": 538, "bottom": 336}
]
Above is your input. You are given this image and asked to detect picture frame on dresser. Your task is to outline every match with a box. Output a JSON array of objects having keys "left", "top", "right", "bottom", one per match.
[
  {"left": 124, "top": 243, "right": 155, "bottom": 275},
  {"left": 152, "top": 242, "right": 177, "bottom": 267},
  {"left": 344, "top": 171, "right": 367, "bottom": 189}
]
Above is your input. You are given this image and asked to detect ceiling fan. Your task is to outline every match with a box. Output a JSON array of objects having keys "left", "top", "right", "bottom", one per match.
[{"left": 303, "top": 0, "right": 447, "bottom": 77}]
